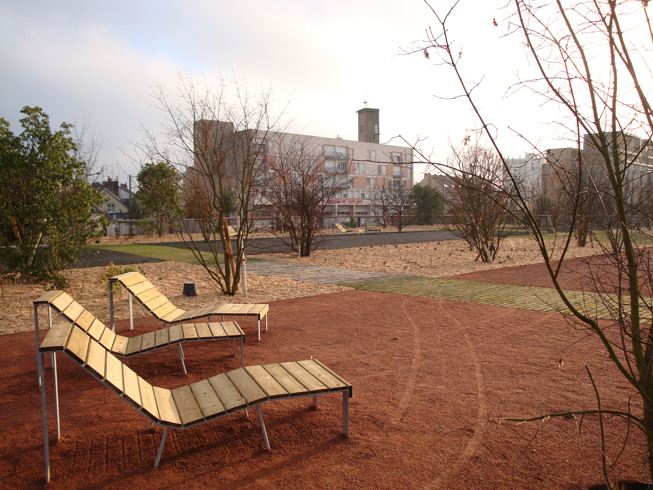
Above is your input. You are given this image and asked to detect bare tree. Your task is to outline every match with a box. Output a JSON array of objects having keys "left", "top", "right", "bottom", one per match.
[
  {"left": 262, "top": 137, "right": 344, "bottom": 256},
  {"left": 530, "top": 175, "right": 567, "bottom": 233},
  {"left": 369, "top": 181, "right": 416, "bottom": 232},
  {"left": 444, "top": 144, "right": 513, "bottom": 262},
  {"left": 370, "top": 182, "right": 393, "bottom": 228},
  {"left": 408, "top": 0, "right": 653, "bottom": 483},
  {"left": 136, "top": 74, "right": 286, "bottom": 295},
  {"left": 72, "top": 117, "right": 105, "bottom": 183},
  {"left": 389, "top": 183, "right": 415, "bottom": 232}
]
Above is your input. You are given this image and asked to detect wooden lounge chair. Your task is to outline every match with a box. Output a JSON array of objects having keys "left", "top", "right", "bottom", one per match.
[
  {"left": 365, "top": 222, "right": 381, "bottom": 233},
  {"left": 334, "top": 222, "right": 362, "bottom": 235},
  {"left": 226, "top": 224, "right": 241, "bottom": 238},
  {"left": 33, "top": 290, "right": 245, "bottom": 376},
  {"left": 109, "top": 271, "right": 269, "bottom": 341},
  {"left": 37, "top": 323, "right": 352, "bottom": 483}
]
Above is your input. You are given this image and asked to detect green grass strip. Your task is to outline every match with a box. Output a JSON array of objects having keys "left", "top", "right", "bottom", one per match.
[
  {"left": 91, "top": 243, "right": 263, "bottom": 265},
  {"left": 90, "top": 244, "right": 221, "bottom": 265}
]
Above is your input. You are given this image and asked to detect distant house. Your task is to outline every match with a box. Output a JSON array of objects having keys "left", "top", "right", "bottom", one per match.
[
  {"left": 93, "top": 179, "right": 133, "bottom": 220},
  {"left": 418, "top": 172, "right": 454, "bottom": 211}
]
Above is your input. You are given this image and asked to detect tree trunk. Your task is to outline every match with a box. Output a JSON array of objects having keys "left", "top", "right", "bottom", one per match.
[{"left": 643, "top": 398, "right": 653, "bottom": 483}]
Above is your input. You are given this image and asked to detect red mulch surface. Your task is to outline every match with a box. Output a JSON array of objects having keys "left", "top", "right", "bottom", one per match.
[
  {"left": 448, "top": 250, "right": 653, "bottom": 298},
  {"left": 1, "top": 272, "right": 650, "bottom": 488}
]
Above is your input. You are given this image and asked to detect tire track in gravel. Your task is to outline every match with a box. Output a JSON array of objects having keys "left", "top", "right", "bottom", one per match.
[
  {"left": 388, "top": 297, "right": 423, "bottom": 425},
  {"left": 422, "top": 299, "right": 490, "bottom": 490}
]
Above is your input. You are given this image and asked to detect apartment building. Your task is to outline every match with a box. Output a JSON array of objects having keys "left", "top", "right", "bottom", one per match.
[
  {"left": 193, "top": 108, "right": 414, "bottom": 221},
  {"left": 541, "top": 132, "right": 653, "bottom": 205}
]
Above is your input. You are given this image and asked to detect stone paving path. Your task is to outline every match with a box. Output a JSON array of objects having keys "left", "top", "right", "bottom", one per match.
[
  {"left": 246, "top": 260, "right": 399, "bottom": 284},
  {"left": 247, "top": 259, "right": 651, "bottom": 322},
  {"left": 339, "top": 275, "right": 652, "bottom": 322}
]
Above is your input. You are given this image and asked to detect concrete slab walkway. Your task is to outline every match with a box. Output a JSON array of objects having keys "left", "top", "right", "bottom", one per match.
[{"left": 246, "top": 260, "right": 399, "bottom": 284}]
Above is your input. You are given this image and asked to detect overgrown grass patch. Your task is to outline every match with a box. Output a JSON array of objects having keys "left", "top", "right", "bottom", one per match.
[{"left": 90, "top": 244, "right": 217, "bottom": 264}]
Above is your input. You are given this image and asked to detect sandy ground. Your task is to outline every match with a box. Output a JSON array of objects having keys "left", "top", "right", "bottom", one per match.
[{"left": 255, "top": 236, "right": 601, "bottom": 279}]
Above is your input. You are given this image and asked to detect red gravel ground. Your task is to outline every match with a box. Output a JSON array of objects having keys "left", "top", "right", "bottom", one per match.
[
  {"left": 448, "top": 250, "right": 653, "bottom": 298},
  {"left": 1, "top": 272, "right": 650, "bottom": 488}
]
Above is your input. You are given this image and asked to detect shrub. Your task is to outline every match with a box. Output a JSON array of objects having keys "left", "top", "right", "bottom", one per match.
[{"left": 98, "top": 262, "right": 145, "bottom": 295}]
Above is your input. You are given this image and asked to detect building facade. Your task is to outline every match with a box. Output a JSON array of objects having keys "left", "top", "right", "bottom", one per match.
[
  {"left": 541, "top": 133, "right": 653, "bottom": 206},
  {"left": 193, "top": 108, "right": 414, "bottom": 224},
  {"left": 93, "top": 179, "right": 133, "bottom": 220}
]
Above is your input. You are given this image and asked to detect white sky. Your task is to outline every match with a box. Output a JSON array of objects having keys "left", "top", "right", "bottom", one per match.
[{"left": 1, "top": 0, "right": 574, "bottom": 184}]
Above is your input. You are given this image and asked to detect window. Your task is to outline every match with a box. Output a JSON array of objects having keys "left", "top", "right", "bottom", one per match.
[
  {"left": 335, "top": 175, "right": 348, "bottom": 187},
  {"left": 324, "top": 160, "right": 336, "bottom": 173},
  {"left": 107, "top": 204, "right": 115, "bottom": 212},
  {"left": 361, "top": 191, "right": 366, "bottom": 199},
  {"left": 254, "top": 137, "right": 266, "bottom": 153},
  {"left": 377, "top": 164, "right": 386, "bottom": 175},
  {"left": 357, "top": 162, "right": 366, "bottom": 174},
  {"left": 393, "top": 165, "right": 401, "bottom": 177},
  {"left": 324, "top": 145, "right": 336, "bottom": 157},
  {"left": 366, "top": 149, "right": 377, "bottom": 161},
  {"left": 342, "top": 191, "right": 348, "bottom": 198},
  {"left": 254, "top": 156, "right": 266, "bottom": 170},
  {"left": 336, "top": 146, "right": 348, "bottom": 159},
  {"left": 392, "top": 152, "right": 402, "bottom": 164},
  {"left": 366, "top": 177, "right": 372, "bottom": 188},
  {"left": 355, "top": 190, "right": 360, "bottom": 198},
  {"left": 348, "top": 178, "right": 354, "bottom": 188},
  {"left": 336, "top": 161, "right": 347, "bottom": 173}
]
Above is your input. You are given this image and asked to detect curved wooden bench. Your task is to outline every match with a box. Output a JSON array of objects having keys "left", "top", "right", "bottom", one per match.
[
  {"left": 37, "top": 324, "right": 352, "bottom": 483},
  {"left": 33, "top": 291, "right": 245, "bottom": 376},
  {"left": 109, "top": 271, "right": 269, "bottom": 341}
]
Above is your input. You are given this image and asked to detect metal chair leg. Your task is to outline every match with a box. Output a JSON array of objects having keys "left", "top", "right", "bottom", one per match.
[
  {"left": 257, "top": 406, "right": 270, "bottom": 450},
  {"left": 343, "top": 391, "right": 350, "bottom": 438},
  {"left": 109, "top": 279, "right": 115, "bottom": 331},
  {"left": 52, "top": 353, "right": 60, "bottom": 441},
  {"left": 128, "top": 293, "right": 133, "bottom": 331},
  {"left": 154, "top": 427, "right": 169, "bottom": 467},
  {"left": 34, "top": 305, "right": 43, "bottom": 387},
  {"left": 39, "top": 352, "right": 50, "bottom": 483},
  {"left": 177, "top": 344, "right": 187, "bottom": 375},
  {"left": 313, "top": 394, "right": 318, "bottom": 408}
]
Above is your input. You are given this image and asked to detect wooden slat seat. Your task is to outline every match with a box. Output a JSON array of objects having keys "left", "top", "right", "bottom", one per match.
[
  {"left": 334, "top": 222, "right": 363, "bottom": 235},
  {"left": 365, "top": 222, "right": 381, "bottom": 233},
  {"left": 37, "top": 325, "right": 352, "bottom": 483},
  {"left": 109, "top": 271, "right": 270, "bottom": 341},
  {"left": 33, "top": 291, "right": 245, "bottom": 375}
]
